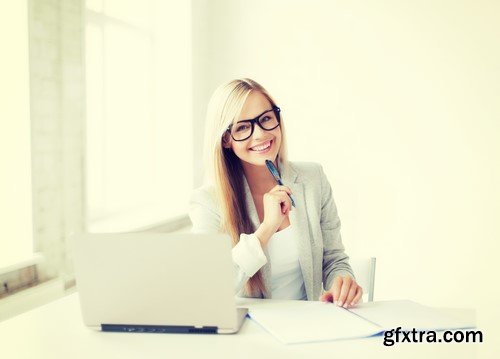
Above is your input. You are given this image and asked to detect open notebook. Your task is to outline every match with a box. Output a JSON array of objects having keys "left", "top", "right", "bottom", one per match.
[{"left": 247, "top": 300, "right": 476, "bottom": 344}]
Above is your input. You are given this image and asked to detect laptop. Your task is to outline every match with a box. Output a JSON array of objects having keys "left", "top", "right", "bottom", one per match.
[{"left": 72, "top": 232, "right": 248, "bottom": 334}]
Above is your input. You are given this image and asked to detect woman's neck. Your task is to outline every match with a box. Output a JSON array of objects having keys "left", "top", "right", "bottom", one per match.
[{"left": 242, "top": 160, "right": 278, "bottom": 196}]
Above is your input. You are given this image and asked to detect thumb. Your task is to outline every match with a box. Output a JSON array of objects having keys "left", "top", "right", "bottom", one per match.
[{"left": 319, "top": 292, "right": 333, "bottom": 302}]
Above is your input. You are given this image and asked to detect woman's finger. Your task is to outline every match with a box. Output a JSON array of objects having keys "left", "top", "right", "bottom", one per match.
[
  {"left": 319, "top": 291, "right": 333, "bottom": 302},
  {"left": 271, "top": 185, "right": 292, "bottom": 195},
  {"left": 284, "top": 196, "right": 292, "bottom": 214},
  {"left": 274, "top": 192, "right": 292, "bottom": 214},
  {"left": 349, "top": 286, "right": 363, "bottom": 307},
  {"left": 337, "top": 277, "right": 352, "bottom": 307},
  {"left": 344, "top": 284, "right": 358, "bottom": 308},
  {"left": 331, "top": 276, "right": 343, "bottom": 303}
]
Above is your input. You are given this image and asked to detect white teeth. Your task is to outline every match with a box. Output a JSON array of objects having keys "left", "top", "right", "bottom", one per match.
[{"left": 250, "top": 141, "right": 271, "bottom": 151}]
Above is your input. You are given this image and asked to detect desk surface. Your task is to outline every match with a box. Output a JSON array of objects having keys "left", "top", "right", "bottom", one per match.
[{"left": 0, "top": 293, "right": 479, "bottom": 359}]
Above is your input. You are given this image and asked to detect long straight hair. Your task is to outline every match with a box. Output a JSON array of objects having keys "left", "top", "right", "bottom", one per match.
[{"left": 203, "top": 78, "right": 289, "bottom": 297}]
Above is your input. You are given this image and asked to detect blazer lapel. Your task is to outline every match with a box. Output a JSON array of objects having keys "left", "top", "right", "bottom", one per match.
[
  {"left": 283, "top": 164, "right": 314, "bottom": 301},
  {"left": 242, "top": 161, "right": 314, "bottom": 300}
]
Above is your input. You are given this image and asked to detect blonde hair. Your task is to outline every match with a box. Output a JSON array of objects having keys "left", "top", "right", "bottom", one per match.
[{"left": 203, "top": 78, "right": 289, "bottom": 297}]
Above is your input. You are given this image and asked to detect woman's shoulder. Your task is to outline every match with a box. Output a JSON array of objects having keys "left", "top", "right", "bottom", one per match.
[
  {"left": 188, "top": 184, "right": 222, "bottom": 230},
  {"left": 286, "top": 160, "right": 325, "bottom": 180},
  {"left": 285, "top": 161, "right": 333, "bottom": 198},
  {"left": 190, "top": 184, "right": 217, "bottom": 204},
  {"left": 288, "top": 160, "right": 322, "bottom": 172}
]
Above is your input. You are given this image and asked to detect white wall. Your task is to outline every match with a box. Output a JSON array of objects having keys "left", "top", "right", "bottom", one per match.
[{"left": 192, "top": 0, "right": 500, "bottom": 315}]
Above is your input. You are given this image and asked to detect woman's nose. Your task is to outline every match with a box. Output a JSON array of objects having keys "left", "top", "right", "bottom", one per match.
[{"left": 252, "top": 123, "right": 266, "bottom": 139}]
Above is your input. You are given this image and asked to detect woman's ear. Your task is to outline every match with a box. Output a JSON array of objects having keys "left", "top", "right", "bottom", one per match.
[{"left": 222, "top": 133, "right": 232, "bottom": 149}]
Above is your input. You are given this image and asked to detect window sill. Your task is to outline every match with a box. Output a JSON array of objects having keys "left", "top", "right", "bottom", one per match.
[
  {"left": 88, "top": 204, "right": 191, "bottom": 233},
  {"left": 0, "top": 253, "right": 44, "bottom": 276}
]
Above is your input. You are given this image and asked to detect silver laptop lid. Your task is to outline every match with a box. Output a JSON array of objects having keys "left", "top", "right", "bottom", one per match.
[{"left": 72, "top": 233, "right": 238, "bottom": 331}]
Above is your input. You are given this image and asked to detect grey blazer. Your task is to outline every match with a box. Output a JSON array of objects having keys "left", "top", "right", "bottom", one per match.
[{"left": 188, "top": 161, "right": 354, "bottom": 301}]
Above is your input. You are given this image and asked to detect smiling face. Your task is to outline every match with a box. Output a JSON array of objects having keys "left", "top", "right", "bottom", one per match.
[{"left": 223, "top": 90, "right": 282, "bottom": 167}]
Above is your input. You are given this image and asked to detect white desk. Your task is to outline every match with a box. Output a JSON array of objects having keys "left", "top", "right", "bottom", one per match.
[{"left": 0, "top": 293, "right": 479, "bottom": 359}]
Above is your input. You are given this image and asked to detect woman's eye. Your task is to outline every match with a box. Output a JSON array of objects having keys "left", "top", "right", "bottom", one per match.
[
  {"left": 235, "top": 124, "right": 250, "bottom": 132},
  {"left": 260, "top": 116, "right": 271, "bottom": 122}
]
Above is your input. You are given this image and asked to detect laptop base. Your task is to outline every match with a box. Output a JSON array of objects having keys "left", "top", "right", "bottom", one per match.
[{"left": 101, "top": 307, "right": 249, "bottom": 335}]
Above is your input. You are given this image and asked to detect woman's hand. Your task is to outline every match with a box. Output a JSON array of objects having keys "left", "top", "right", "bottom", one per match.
[
  {"left": 255, "top": 185, "right": 293, "bottom": 247},
  {"left": 262, "top": 184, "right": 293, "bottom": 230},
  {"left": 319, "top": 275, "right": 363, "bottom": 308}
]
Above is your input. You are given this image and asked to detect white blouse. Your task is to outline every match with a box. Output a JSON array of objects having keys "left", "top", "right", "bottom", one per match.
[
  {"left": 231, "top": 225, "right": 307, "bottom": 300},
  {"left": 267, "top": 225, "right": 307, "bottom": 300}
]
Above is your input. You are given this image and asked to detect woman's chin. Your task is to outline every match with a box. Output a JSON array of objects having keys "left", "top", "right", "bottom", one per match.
[{"left": 241, "top": 154, "right": 276, "bottom": 167}]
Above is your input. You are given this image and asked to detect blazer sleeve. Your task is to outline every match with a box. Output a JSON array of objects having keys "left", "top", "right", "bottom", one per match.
[
  {"left": 318, "top": 165, "right": 355, "bottom": 291},
  {"left": 188, "top": 188, "right": 267, "bottom": 296}
]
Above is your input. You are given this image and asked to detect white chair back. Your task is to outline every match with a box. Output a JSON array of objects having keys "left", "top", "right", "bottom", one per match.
[{"left": 348, "top": 257, "right": 376, "bottom": 302}]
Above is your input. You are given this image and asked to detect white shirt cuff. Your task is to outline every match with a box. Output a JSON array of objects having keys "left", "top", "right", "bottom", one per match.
[{"left": 232, "top": 233, "right": 268, "bottom": 277}]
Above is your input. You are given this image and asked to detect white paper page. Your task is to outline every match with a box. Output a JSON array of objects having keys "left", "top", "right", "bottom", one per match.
[
  {"left": 348, "top": 300, "right": 476, "bottom": 331},
  {"left": 248, "top": 300, "right": 383, "bottom": 344}
]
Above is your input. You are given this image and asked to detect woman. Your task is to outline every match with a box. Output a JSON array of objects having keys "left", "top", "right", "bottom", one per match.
[{"left": 189, "top": 78, "right": 362, "bottom": 308}]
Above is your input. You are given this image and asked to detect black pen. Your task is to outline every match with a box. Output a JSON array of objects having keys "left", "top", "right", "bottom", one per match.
[{"left": 265, "top": 160, "right": 296, "bottom": 207}]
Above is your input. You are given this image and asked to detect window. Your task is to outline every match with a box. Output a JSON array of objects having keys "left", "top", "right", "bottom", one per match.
[
  {"left": 85, "top": 0, "right": 192, "bottom": 232},
  {"left": 0, "top": 0, "right": 33, "bottom": 269}
]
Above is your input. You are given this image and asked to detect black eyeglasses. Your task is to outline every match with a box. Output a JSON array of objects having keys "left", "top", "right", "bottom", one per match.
[{"left": 225, "top": 106, "right": 281, "bottom": 141}]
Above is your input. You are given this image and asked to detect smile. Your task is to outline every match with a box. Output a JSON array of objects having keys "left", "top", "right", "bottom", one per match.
[{"left": 249, "top": 140, "right": 272, "bottom": 153}]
